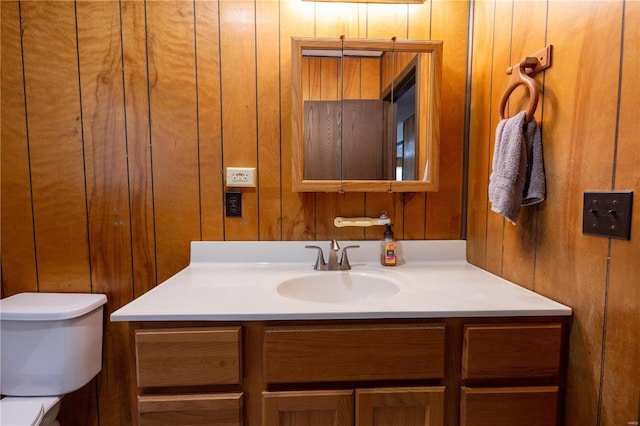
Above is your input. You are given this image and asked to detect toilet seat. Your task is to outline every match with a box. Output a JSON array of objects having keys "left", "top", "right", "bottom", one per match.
[{"left": 0, "top": 396, "right": 60, "bottom": 426}]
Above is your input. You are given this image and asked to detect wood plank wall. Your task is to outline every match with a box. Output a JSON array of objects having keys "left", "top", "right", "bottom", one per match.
[
  {"left": 0, "top": 1, "right": 468, "bottom": 424},
  {"left": 467, "top": 1, "right": 639, "bottom": 425}
]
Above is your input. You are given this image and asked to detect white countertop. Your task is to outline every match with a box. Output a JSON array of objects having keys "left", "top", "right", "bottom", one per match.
[{"left": 110, "top": 240, "right": 571, "bottom": 322}]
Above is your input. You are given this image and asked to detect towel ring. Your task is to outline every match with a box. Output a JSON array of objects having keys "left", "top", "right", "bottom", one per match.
[{"left": 498, "top": 58, "right": 540, "bottom": 123}]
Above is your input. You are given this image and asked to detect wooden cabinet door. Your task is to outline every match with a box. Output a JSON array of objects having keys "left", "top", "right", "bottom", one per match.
[
  {"left": 262, "top": 390, "right": 353, "bottom": 426},
  {"left": 355, "top": 387, "right": 445, "bottom": 426},
  {"left": 138, "top": 393, "right": 242, "bottom": 426},
  {"left": 460, "top": 386, "right": 558, "bottom": 426}
]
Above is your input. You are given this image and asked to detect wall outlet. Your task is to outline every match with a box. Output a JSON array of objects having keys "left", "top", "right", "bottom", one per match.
[
  {"left": 582, "top": 191, "right": 633, "bottom": 240},
  {"left": 226, "top": 167, "right": 256, "bottom": 187},
  {"left": 225, "top": 191, "right": 242, "bottom": 217}
]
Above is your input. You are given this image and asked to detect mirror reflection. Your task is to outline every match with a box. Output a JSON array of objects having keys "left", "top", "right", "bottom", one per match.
[{"left": 292, "top": 37, "right": 442, "bottom": 192}]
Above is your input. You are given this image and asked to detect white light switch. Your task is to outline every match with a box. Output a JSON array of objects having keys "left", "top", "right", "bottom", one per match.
[{"left": 226, "top": 167, "right": 256, "bottom": 187}]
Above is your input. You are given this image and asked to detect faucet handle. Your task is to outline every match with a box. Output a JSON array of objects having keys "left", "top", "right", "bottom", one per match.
[
  {"left": 339, "top": 245, "right": 360, "bottom": 269},
  {"left": 305, "top": 245, "right": 326, "bottom": 270}
]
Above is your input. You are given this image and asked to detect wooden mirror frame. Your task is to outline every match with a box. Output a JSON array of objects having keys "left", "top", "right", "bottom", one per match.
[{"left": 291, "top": 37, "right": 442, "bottom": 192}]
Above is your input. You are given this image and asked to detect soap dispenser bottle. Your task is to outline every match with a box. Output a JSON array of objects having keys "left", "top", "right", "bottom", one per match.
[{"left": 381, "top": 224, "right": 396, "bottom": 266}]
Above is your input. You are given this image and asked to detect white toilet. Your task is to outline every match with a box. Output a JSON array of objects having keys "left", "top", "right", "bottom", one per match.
[{"left": 0, "top": 292, "right": 107, "bottom": 426}]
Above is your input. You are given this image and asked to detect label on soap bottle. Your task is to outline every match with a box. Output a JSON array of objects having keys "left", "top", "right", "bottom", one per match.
[{"left": 383, "top": 241, "right": 396, "bottom": 266}]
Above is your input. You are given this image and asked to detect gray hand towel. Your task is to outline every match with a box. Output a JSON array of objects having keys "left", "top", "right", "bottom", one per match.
[{"left": 489, "top": 111, "right": 546, "bottom": 224}]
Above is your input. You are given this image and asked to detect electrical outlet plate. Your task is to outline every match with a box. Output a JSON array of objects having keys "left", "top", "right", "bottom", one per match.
[
  {"left": 225, "top": 191, "right": 242, "bottom": 217},
  {"left": 226, "top": 167, "right": 256, "bottom": 187},
  {"left": 582, "top": 191, "right": 633, "bottom": 240}
]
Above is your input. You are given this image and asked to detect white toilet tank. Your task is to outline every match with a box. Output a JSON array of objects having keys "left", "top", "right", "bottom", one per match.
[{"left": 0, "top": 292, "right": 107, "bottom": 396}]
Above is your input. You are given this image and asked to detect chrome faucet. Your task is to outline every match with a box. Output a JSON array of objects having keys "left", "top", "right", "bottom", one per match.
[{"left": 305, "top": 240, "right": 360, "bottom": 271}]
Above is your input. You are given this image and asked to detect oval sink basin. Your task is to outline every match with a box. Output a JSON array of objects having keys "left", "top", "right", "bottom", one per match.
[{"left": 276, "top": 272, "right": 400, "bottom": 304}]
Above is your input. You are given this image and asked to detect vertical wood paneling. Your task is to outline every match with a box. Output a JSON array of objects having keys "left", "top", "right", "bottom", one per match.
[
  {"left": 280, "top": 0, "right": 315, "bottom": 240},
  {"left": 21, "top": 1, "right": 91, "bottom": 292},
  {"left": 499, "top": 1, "right": 547, "bottom": 290},
  {"left": 257, "top": 0, "right": 282, "bottom": 240},
  {"left": 195, "top": 1, "right": 224, "bottom": 241},
  {"left": 466, "top": 0, "right": 494, "bottom": 268},
  {"left": 121, "top": 0, "right": 156, "bottom": 298},
  {"left": 537, "top": 3, "right": 621, "bottom": 424},
  {"left": 315, "top": 1, "right": 362, "bottom": 37},
  {"left": 603, "top": 2, "right": 640, "bottom": 424},
  {"left": 427, "top": 0, "right": 466, "bottom": 240},
  {"left": 220, "top": 0, "right": 258, "bottom": 241},
  {"left": 146, "top": 1, "right": 200, "bottom": 281},
  {"left": 482, "top": 0, "right": 511, "bottom": 276},
  {"left": 75, "top": 2, "right": 132, "bottom": 425},
  {"left": 0, "top": 1, "right": 37, "bottom": 296}
]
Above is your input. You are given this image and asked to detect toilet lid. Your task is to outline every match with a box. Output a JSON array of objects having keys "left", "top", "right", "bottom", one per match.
[{"left": 0, "top": 396, "right": 60, "bottom": 426}]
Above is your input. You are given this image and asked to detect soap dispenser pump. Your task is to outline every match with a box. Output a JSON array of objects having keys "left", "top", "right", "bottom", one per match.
[{"left": 381, "top": 224, "right": 396, "bottom": 266}]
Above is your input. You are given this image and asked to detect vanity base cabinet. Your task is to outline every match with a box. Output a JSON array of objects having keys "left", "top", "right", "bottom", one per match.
[
  {"left": 128, "top": 317, "right": 568, "bottom": 426},
  {"left": 460, "top": 386, "right": 559, "bottom": 426},
  {"left": 138, "top": 393, "right": 243, "bottom": 426}
]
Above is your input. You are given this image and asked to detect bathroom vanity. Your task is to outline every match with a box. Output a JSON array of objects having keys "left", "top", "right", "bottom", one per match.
[{"left": 111, "top": 241, "right": 571, "bottom": 426}]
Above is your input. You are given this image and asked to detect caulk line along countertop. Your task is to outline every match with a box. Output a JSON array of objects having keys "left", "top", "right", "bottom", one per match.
[{"left": 111, "top": 240, "right": 571, "bottom": 322}]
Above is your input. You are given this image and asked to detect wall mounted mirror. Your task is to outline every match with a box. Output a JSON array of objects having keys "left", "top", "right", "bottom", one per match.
[{"left": 291, "top": 37, "right": 442, "bottom": 192}]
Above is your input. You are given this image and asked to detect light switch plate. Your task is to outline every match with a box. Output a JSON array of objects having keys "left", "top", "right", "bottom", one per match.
[{"left": 582, "top": 191, "right": 633, "bottom": 240}]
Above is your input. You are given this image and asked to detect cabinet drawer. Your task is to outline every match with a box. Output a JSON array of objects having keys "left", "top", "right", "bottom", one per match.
[
  {"left": 462, "top": 324, "right": 562, "bottom": 380},
  {"left": 135, "top": 327, "right": 241, "bottom": 388},
  {"left": 460, "top": 386, "right": 558, "bottom": 426},
  {"left": 138, "top": 393, "right": 243, "bottom": 426},
  {"left": 264, "top": 324, "right": 445, "bottom": 383}
]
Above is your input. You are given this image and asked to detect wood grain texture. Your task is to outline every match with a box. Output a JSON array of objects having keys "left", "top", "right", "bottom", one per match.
[
  {"left": 138, "top": 393, "right": 243, "bottom": 426},
  {"left": 465, "top": 0, "right": 493, "bottom": 268},
  {"left": 280, "top": 0, "right": 315, "bottom": 241},
  {"left": 21, "top": 0, "right": 91, "bottom": 292},
  {"left": 482, "top": 0, "right": 511, "bottom": 277},
  {"left": 262, "top": 390, "right": 354, "bottom": 426},
  {"left": 264, "top": 324, "right": 445, "bottom": 383},
  {"left": 0, "top": 1, "right": 37, "bottom": 296},
  {"left": 499, "top": 0, "right": 547, "bottom": 291},
  {"left": 536, "top": 3, "right": 621, "bottom": 424},
  {"left": 427, "top": 0, "right": 467, "bottom": 239},
  {"left": 146, "top": 1, "right": 201, "bottom": 282},
  {"left": 460, "top": 386, "right": 558, "bottom": 426},
  {"left": 76, "top": 2, "right": 132, "bottom": 424},
  {"left": 355, "top": 386, "right": 445, "bottom": 426},
  {"left": 121, "top": 0, "right": 157, "bottom": 298},
  {"left": 220, "top": 0, "right": 258, "bottom": 241},
  {"left": 195, "top": 0, "right": 224, "bottom": 242},
  {"left": 602, "top": 2, "right": 640, "bottom": 424},
  {"left": 135, "top": 327, "right": 241, "bottom": 388},
  {"left": 256, "top": 0, "right": 283, "bottom": 241},
  {"left": 461, "top": 324, "right": 562, "bottom": 380}
]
